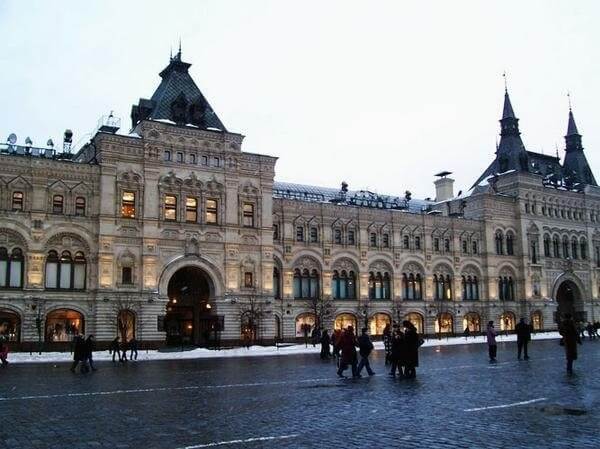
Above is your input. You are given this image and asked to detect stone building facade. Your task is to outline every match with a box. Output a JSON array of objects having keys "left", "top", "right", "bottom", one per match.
[{"left": 1, "top": 53, "right": 599, "bottom": 348}]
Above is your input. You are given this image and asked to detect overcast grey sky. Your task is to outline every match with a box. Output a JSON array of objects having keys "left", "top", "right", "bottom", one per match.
[{"left": 1, "top": 1, "right": 599, "bottom": 198}]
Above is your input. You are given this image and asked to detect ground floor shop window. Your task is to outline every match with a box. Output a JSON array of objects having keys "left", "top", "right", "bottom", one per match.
[
  {"left": 45, "top": 309, "right": 84, "bottom": 342},
  {"left": 403, "top": 312, "right": 424, "bottom": 334},
  {"left": 334, "top": 313, "right": 357, "bottom": 331},
  {"left": 500, "top": 311, "right": 516, "bottom": 331},
  {"left": 117, "top": 309, "right": 136, "bottom": 341},
  {"left": 531, "top": 310, "right": 543, "bottom": 331},
  {"left": 434, "top": 312, "right": 454, "bottom": 334},
  {"left": 463, "top": 312, "right": 481, "bottom": 333},
  {"left": 295, "top": 313, "right": 316, "bottom": 337},
  {"left": 369, "top": 313, "right": 391, "bottom": 335},
  {"left": 0, "top": 309, "right": 20, "bottom": 342}
]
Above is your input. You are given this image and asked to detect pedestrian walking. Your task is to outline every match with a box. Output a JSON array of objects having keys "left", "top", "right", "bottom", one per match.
[
  {"left": 0, "top": 322, "right": 9, "bottom": 367},
  {"left": 311, "top": 327, "right": 321, "bottom": 348},
  {"left": 403, "top": 321, "right": 420, "bottom": 378},
  {"left": 332, "top": 329, "right": 342, "bottom": 362},
  {"left": 382, "top": 323, "right": 392, "bottom": 365},
  {"left": 515, "top": 318, "right": 532, "bottom": 360},
  {"left": 121, "top": 338, "right": 129, "bottom": 362},
  {"left": 336, "top": 326, "right": 359, "bottom": 378},
  {"left": 585, "top": 322, "right": 595, "bottom": 340},
  {"left": 70, "top": 334, "right": 87, "bottom": 373},
  {"left": 320, "top": 329, "right": 331, "bottom": 359},
  {"left": 129, "top": 337, "right": 139, "bottom": 360},
  {"left": 356, "top": 327, "right": 375, "bottom": 376},
  {"left": 464, "top": 326, "right": 471, "bottom": 340},
  {"left": 85, "top": 335, "right": 97, "bottom": 371},
  {"left": 559, "top": 314, "right": 581, "bottom": 375},
  {"left": 109, "top": 337, "right": 121, "bottom": 362},
  {"left": 389, "top": 329, "right": 406, "bottom": 377},
  {"left": 486, "top": 321, "right": 497, "bottom": 363}
]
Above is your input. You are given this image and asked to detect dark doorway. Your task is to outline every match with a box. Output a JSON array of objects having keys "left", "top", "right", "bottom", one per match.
[
  {"left": 555, "top": 280, "right": 584, "bottom": 322},
  {"left": 166, "top": 266, "right": 215, "bottom": 346}
]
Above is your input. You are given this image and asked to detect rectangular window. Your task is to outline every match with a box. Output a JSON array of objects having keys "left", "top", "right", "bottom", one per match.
[
  {"left": 75, "top": 197, "right": 86, "bottom": 216},
  {"left": 176, "top": 152, "right": 184, "bottom": 163},
  {"left": 121, "top": 191, "right": 136, "bottom": 218},
  {"left": 206, "top": 199, "right": 218, "bottom": 224},
  {"left": 472, "top": 241, "right": 478, "bottom": 254},
  {"left": 164, "top": 195, "right": 177, "bottom": 221},
  {"left": 444, "top": 239, "right": 450, "bottom": 252},
  {"left": 12, "top": 192, "right": 23, "bottom": 211},
  {"left": 296, "top": 226, "right": 304, "bottom": 242},
  {"left": 370, "top": 233, "right": 377, "bottom": 247},
  {"left": 243, "top": 203, "right": 254, "bottom": 227},
  {"left": 310, "top": 227, "right": 318, "bottom": 243},
  {"left": 244, "top": 272, "right": 253, "bottom": 288},
  {"left": 73, "top": 264, "right": 85, "bottom": 289},
  {"left": 186, "top": 197, "right": 198, "bottom": 222},
  {"left": 403, "top": 236, "right": 409, "bottom": 249},
  {"left": 52, "top": 195, "right": 64, "bottom": 214},
  {"left": 122, "top": 267, "right": 133, "bottom": 285},
  {"left": 164, "top": 150, "right": 171, "bottom": 161},
  {"left": 415, "top": 236, "right": 421, "bottom": 250},
  {"left": 434, "top": 238, "right": 440, "bottom": 252},
  {"left": 213, "top": 157, "right": 220, "bottom": 167},
  {"left": 202, "top": 155, "right": 208, "bottom": 165},
  {"left": 273, "top": 224, "right": 279, "bottom": 241},
  {"left": 189, "top": 154, "right": 196, "bottom": 164},
  {"left": 383, "top": 234, "right": 390, "bottom": 248},
  {"left": 348, "top": 230, "right": 355, "bottom": 245},
  {"left": 462, "top": 240, "right": 468, "bottom": 254}
]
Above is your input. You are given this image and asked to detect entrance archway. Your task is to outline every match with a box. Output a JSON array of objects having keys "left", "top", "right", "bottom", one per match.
[
  {"left": 0, "top": 309, "right": 21, "bottom": 342},
  {"left": 555, "top": 279, "right": 583, "bottom": 321},
  {"left": 166, "top": 266, "right": 216, "bottom": 346}
]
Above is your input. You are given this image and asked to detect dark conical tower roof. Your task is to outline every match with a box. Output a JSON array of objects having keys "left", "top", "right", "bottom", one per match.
[
  {"left": 563, "top": 107, "right": 596, "bottom": 187},
  {"left": 130, "top": 50, "right": 227, "bottom": 131},
  {"left": 502, "top": 90, "right": 516, "bottom": 119}
]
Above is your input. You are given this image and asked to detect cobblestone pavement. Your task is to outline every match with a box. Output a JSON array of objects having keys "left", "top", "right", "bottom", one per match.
[{"left": 1, "top": 339, "right": 599, "bottom": 449}]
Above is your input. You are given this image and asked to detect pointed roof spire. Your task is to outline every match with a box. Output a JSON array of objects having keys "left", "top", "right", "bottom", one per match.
[{"left": 566, "top": 94, "right": 579, "bottom": 135}]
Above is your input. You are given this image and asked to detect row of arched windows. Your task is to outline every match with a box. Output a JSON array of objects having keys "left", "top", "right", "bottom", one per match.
[
  {"left": 332, "top": 270, "right": 356, "bottom": 299},
  {"left": 292, "top": 269, "right": 320, "bottom": 299},
  {"left": 433, "top": 274, "right": 453, "bottom": 300},
  {"left": 51, "top": 195, "right": 87, "bottom": 216},
  {"left": 461, "top": 276, "right": 480, "bottom": 300},
  {"left": 498, "top": 276, "right": 515, "bottom": 301},
  {"left": 402, "top": 273, "right": 423, "bottom": 300},
  {"left": 0, "top": 247, "right": 24, "bottom": 288},
  {"left": 495, "top": 231, "right": 515, "bottom": 256},
  {"left": 368, "top": 272, "right": 391, "bottom": 299},
  {"left": 542, "top": 235, "right": 587, "bottom": 260},
  {"left": 45, "top": 251, "right": 86, "bottom": 290}
]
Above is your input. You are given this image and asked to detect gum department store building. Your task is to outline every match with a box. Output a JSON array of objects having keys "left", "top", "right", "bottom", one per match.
[{"left": 1, "top": 52, "right": 599, "bottom": 348}]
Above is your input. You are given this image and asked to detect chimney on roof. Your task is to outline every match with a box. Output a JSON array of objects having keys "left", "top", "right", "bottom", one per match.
[{"left": 434, "top": 171, "right": 455, "bottom": 202}]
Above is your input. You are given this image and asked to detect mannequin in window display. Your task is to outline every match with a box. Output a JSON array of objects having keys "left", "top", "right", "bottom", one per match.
[{"left": 336, "top": 326, "right": 359, "bottom": 378}]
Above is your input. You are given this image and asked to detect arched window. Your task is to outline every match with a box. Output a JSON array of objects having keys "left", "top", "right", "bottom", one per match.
[
  {"left": 12, "top": 191, "right": 24, "bottom": 211},
  {"left": 403, "top": 312, "right": 424, "bottom": 333},
  {"left": 472, "top": 241, "right": 478, "bottom": 254},
  {"left": 334, "top": 313, "right": 357, "bottom": 331},
  {"left": 463, "top": 312, "right": 481, "bottom": 332},
  {"left": 580, "top": 239, "right": 588, "bottom": 260},
  {"left": 273, "top": 267, "right": 281, "bottom": 299},
  {"left": 45, "top": 250, "right": 85, "bottom": 290},
  {"left": 435, "top": 312, "right": 454, "bottom": 334},
  {"left": 403, "top": 235, "right": 409, "bottom": 249},
  {"left": 571, "top": 238, "right": 578, "bottom": 259},
  {"left": 295, "top": 313, "right": 316, "bottom": 336},
  {"left": 434, "top": 274, "right": 452, "bottom": 300},
  {"left": 369, "top": 313, "right": 391, "bottom": 335},
  {"left": 461, "top": 275, "right": 479, "bottom": 300},
  {"left": 52, "top": 195, "right": 64, "bottom": 214},
  {"left": 45, "top": 309, "right": 84, "bottom": 342},
  {"left": 368, "top": 271, "right": 390, "bottom": 299},
  {"left": 402, "top": 271, "right": 423, "bottom": 300},
  {"left": 334, "top": 229, "right": 342, "bottom": 244},
  {"left": 75, "top": 197, "right": 86, "bottom": 216},
  {"left": 498, "top": 276, "right": 515, "bottom": 301},
  {"left": 553, "top": 236, "right": 560, "bottom": 258},
  {"left": 414, "top": 236, "right": 421, "bottom": 250},
  {"left": 506, "top": 232, "right": 514, "bottom": 255},
  {"left": 543, "top": 234, "right": 550, "bottom": 257},
  {"left": 0, "top": 309, "right": 21, "bottom": 341},
  {"left": 500, "top": 312, "right": 516, "bottom": 331},
  {"left": 495, "top": 231, "right": 504, "bottom": 255},
  {"left": 531, "top": 310, "right": 543, "bottom": 331},
  {"left": 117, "top": 309, "right": 136, "bottom": 341},
  {"left": 294, "top": 268, "right": 319, "bottom": 299},
  {"left": 369, "top": 233, "right": 377, "bottom": 248},
  {"left": 0, "top": 247, "right": 24, "bottom": 288}
]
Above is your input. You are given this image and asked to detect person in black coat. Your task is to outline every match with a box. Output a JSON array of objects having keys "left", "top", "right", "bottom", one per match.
[
  {"left": 129, "top": 337, "right": 139, "bottom": 361},
  {"left": 70, "top": 334, "right": 86, "bottom": 373},
  {"left": 515, "top": 318, "right": 532, "bottom": 360},
  {"left": 389, "top": 330, "right": 406, "bottom": 377},
  {"left": 402, "top": 321, "right": 420, "bottom": 378},
  {"left": 320, "top": 330, "right": 331, "bottom": 359},
  {"left": 356, "top": 327, "right": 375, "bottom": 376},
  {"left": 84, "top": 335, "right": 97, "bottom": 371},
  {"left": 109, "top": 337, "right": 121, "bottom": 362}
]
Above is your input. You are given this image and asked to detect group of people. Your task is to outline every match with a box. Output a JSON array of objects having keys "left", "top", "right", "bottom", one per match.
[
  {"left": 109, "top": 336, "right": 139, "bottom": 363},
  {"left": 315, "top": 321, "right": 422, "bottom": 379},
  {"left": 579, "top": 321, "right": 600, "bottom": 340},
  {"left": 485, "top": 314, "right": 589, "bottom": 375}
]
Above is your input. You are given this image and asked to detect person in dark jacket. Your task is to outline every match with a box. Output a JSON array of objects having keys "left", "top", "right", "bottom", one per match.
[
  {"left": 486, "top": 321, "right": 497, "bottom": 363},
  {"left": 84, "top": 335, "right": 97, "bottom": 371},
  {"left": 559, "top": 314, "right": 581, "bottom": 375},
  {"left": 332, "top": 329, "right": 342, "bottom": 362},
  {"left": 402, "top": 321, "right": 420, "bottom": 378},
  {"left": 120, "top": 338, "right": 128, "bottom": 362},
  {"left": 389, "top": 330, "right": 406, "bottom": 377},
  {"left": 320, "top": 330, "right": 331, "bottom": 359},
  {"left": 515, "top": 318, "right": 532, "bottom": 360},
  {"left": 356, "top": 327, "right": 375, "bottom": 376},
  {"left": 0, "top": 322, "right": 9, "bottom": 367},
  {"left": 382, "top": 323, "right": 392, "bottom": 365},
  {"left": 70, "top": 334, "right": 87, "bottom": 373},
  {"left": 109, "top": 337, "right": 121, "bottom": 362},
  {"left": 336, "top": 326, "right": 359, "bottom": 378},
  {"left": 129, "top": 337, "right": 139, "bottom": 361}
]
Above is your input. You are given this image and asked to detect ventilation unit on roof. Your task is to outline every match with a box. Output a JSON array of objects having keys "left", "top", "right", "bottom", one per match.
[{"left": 97, "top": 112, "right": 121, "bottom": 134}]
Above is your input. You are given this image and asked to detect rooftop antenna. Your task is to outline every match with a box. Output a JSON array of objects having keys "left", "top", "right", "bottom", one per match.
[
  {"left": 503, "top": 71, "right": 508, "bottom": 93},
  {"left": 567, "top": 91, "right": 572, "bottom": 111}
]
